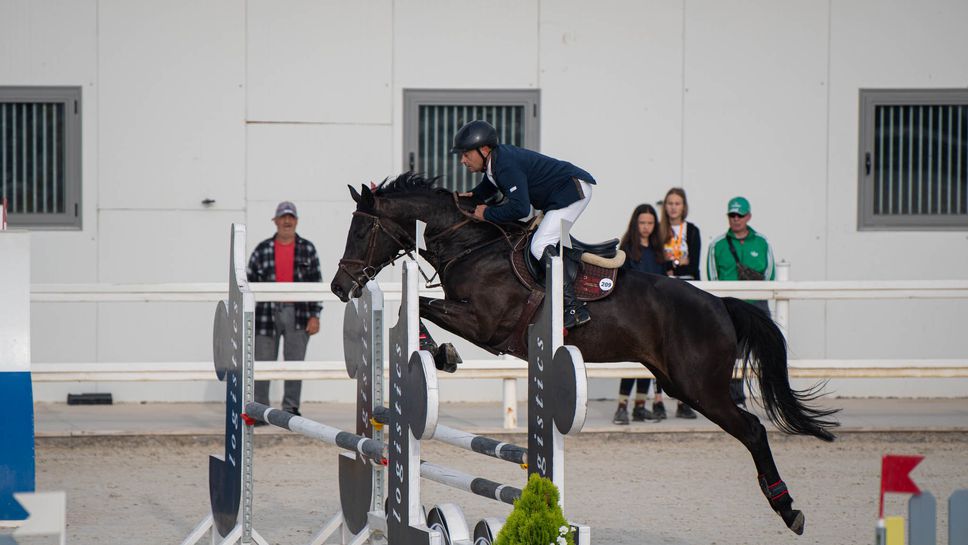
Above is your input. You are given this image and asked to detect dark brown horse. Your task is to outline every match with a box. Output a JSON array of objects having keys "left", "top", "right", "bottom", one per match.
[{"left": 331, "top": 173, "right": 838, "bottom": 535}]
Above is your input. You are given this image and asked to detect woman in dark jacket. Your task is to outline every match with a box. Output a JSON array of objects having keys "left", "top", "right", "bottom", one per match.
[
  {"left": 621, "top": 203, "right": 666, "bottom": 276},
  {"left": 612, "top": 204, "right": 664, "bottom": 424}
]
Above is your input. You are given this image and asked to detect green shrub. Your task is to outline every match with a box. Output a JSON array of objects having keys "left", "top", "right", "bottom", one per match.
[{"left": 495, "top": 473, "right": 574, "bottom": 545}]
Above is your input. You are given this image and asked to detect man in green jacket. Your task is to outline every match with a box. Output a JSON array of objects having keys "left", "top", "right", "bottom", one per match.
[{"left": 707, "top": 196, "right": 775, "bottom": 408}]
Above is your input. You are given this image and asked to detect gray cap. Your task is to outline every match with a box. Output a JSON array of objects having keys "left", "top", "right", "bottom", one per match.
[{"left": 273, "top": 201, "right": 298, "bottom": 219}]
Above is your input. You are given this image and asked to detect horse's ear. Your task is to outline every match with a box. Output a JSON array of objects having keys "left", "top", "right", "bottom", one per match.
[
  {"left": 360, "top": 184, "right": 375, "bottom": 209},
  {"left": 348, "top": 184, "right": 361, "bottom": 203}
]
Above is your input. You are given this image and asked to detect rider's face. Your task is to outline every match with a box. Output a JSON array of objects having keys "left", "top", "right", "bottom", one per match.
[{"left": 459, "top": 146, "right": 490, "bottom": 173}]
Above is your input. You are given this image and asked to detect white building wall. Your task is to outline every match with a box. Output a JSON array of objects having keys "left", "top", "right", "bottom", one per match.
[{"left": 2, "top": 0, "right": 964, "bottom": 402}]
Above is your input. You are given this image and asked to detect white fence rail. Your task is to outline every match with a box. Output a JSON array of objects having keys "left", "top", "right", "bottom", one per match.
[
  {"left": 29, "top": 270, "right": 968, "bottom": 382},
  {"left": 29, "top": 359, "right": 968, "bottom": 383},
  {"left": 28, "top": 270, "right": 968, "bottom": 429}
]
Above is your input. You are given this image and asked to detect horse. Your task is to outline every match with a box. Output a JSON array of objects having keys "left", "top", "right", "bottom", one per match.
[{"left": 331, "top": 172, "right": 838, "bottom": 535}]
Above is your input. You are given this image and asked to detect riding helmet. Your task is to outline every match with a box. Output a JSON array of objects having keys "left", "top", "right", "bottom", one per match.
[{"left": 450, "top": 120, "right": 498, "bottom": 154}]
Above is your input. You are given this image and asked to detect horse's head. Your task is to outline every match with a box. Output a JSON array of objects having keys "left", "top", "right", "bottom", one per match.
[{"left": 331, "top": 173, "right": 456, "bottom": 301}]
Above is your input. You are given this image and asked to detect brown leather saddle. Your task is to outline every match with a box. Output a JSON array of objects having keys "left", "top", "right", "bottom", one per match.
[{"left": 502, "top": 226, "right": 626, "bottom": 357}]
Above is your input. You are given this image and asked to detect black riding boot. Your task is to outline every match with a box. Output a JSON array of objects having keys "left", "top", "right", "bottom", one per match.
[
  {"left": 562, "top": 248, "right": 591, "bottom": 328},
  {"left": 542, "top": 246, "right": 591, "bottom": 329},
  {"left": 418, "top": 320, "right": 462, "bottom": 373}
]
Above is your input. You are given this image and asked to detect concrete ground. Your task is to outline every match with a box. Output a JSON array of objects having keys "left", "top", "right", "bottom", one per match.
[
  {"left": 33, "top": 397, "right": 968, "bottom": 437},
  {"left": 11, "top": 397, "right": 967, "bottom": 544}
]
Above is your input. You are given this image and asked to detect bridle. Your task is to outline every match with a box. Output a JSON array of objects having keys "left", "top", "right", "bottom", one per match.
[
  {"left": 336, "top": 193, "right": 519, "bottom": 294},
  {"left": 336, "top": 210, "right": 419, "bottom": 294}
]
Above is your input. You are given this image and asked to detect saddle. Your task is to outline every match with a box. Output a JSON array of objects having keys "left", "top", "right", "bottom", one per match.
[
  {"left": 502, "top": 221, "right": 626, "bottom": 357},
  {"left": 510, "top": 230, "right": 626, "bottom": 300}
]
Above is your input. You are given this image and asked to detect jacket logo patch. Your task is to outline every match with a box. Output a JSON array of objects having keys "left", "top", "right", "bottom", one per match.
[
  {"left": 751, "top": 251, "right": 759, "bottom": 257},
  {"left": 509, "top": 186, "right": 517, "bottom": 193}
]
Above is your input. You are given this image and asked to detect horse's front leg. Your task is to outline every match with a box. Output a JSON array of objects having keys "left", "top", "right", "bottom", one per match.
[
  {"left": 419, "top": 296, "right": 482, "bottom": 334},
  {"left": 417, "top": 296, "right": 481, "bottom": 373}
]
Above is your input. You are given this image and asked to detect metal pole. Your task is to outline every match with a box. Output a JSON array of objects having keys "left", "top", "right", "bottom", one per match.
[
  {"left": 502, "top": 377, "right": 517, "bottom": 430},
  {"left": 419, "top": 461, "right": 521, "bottom": 505}
]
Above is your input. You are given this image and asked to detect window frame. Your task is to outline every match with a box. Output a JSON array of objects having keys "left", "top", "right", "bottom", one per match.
[
  {"left": 857, "top": 88, "right": 967, "bottom": 231},
  {"left": 1, "top": 86, "right": 83, "bottom": 230},
  {"left": 402, "top": 89, "right": 540, "bottom": 190}
]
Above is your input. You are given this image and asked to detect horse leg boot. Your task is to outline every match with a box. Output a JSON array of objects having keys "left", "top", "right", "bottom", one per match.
[
  {"left": 562, "top": 247, "right": 591, "bottom": 327},
  {"left": 418, "top": 320, "right": 462, "bottom": 373}
]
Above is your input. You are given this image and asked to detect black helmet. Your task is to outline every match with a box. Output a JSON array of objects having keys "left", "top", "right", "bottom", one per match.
[{"left": 450, "top": 120, "right": 498, "bottom": 154}]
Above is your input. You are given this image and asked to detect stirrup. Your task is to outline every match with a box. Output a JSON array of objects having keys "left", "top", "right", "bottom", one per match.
[
  {"left": 574, "top": 305, "right": 591, "bottom": 326},
  {"left": 564, "top": 306, "right": 591, "bottom": 329}
]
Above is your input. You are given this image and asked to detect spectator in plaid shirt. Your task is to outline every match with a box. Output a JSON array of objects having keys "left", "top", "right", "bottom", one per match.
[{"left": 246, "top": 201, "right": 322, "bottom": 419}]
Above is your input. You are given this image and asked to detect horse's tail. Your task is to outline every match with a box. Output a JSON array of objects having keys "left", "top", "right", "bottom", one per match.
[{"left": 722, "top": 297, "right": 839, "bottom": 442}]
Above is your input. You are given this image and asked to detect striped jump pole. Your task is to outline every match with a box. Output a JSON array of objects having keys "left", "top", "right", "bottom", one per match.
[
  {"left": 244, "top": 399, "right": 523, "bottom": 506},
  {"left": 373, "top": 406, "right": 528, "bottom": 467},
  {"left": 419, "top": 461, "right": 522, "bottom": 506},
  {"left": 244, "top": 402, "right": 386, "bottom": 466}
]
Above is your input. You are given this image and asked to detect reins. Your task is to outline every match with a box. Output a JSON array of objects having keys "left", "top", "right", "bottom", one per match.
[{"left": 337, "top": 192, "right": 524, "bottom": 291}]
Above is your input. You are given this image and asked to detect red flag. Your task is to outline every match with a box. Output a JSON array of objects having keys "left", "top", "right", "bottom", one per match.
[{"left": 879, "top": 454, "right": 923, "bottom": 518}]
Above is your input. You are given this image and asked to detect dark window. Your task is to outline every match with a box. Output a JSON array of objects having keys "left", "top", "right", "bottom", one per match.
[
  {"left": 403, "top": 90, "right": 539, "bottom": 192},
  {"left": 859, "top": 89, "right": 967, "bottom": 230},
  {"left": 1, "top": 87, "right": 82, "bottom": 229}
]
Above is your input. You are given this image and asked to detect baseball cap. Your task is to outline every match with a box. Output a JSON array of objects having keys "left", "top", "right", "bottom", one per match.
[
  {"left": 727, "top": 196, "right": 750, "bottom": 215},
  {"left": 273, "top": 201, "right": 298, "bottom": 219}
]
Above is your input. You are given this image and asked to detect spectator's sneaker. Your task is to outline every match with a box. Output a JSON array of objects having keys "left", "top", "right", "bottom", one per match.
[
  {"left": 285, "top": 407, "right": 301, "bottom": 417},
  {"left": 612, "top": 406, "right": 630, "bottom": 425},
  {"left": 676, "top": 403, "right": 697, "bottom": 419},
  {"left": 652, "top": 401, "right": 667, "bottom": 421},
  {"left": 632, "top": 404, "right": 657, "bottom": 421}
]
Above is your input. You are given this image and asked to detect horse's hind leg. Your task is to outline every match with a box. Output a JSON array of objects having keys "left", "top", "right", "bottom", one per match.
[{"left": 696, "top": 393, "right": 805, "bottom": 535}]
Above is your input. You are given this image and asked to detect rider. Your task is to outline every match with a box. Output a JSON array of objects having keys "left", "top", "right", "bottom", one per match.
[{"left": 451, "top": 120, "right": 596, "bottom": 329}]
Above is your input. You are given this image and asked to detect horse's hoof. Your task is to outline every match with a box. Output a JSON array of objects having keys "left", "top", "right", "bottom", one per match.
[
  {"left": 782, "top": 509, "right": 804, "bottom": 535},
  {"left": 434, "top": 343, "right": 461, "bottom": 373},
  {"left": 441, "top": 343, "right": 462, "bottom": 365}
]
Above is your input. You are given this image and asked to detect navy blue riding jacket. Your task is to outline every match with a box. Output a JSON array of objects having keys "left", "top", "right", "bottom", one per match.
[{"left": 469, "top": 144, "right": 596, "bottom": 224}]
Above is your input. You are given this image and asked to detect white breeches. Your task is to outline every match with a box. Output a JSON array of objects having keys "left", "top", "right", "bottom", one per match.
[{"left": 530, "top": 180, "right": 594, "bottom": 260}]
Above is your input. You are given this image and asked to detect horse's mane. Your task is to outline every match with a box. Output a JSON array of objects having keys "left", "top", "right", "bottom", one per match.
[{"left": 374, "top": 172, "right": 451, "bottom": 197}]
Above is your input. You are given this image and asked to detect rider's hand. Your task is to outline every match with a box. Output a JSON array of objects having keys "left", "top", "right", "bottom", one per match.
[{"left": 473, "top": 205, "right": 487, "bottom": 221}]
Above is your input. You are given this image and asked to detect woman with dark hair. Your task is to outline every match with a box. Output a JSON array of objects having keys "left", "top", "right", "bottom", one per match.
[
  {"left": 612, "top": 204, "right": 664, "bottom": 424},
  {"left": 620, "top": 203, "right": 666, "bottom": 275}
]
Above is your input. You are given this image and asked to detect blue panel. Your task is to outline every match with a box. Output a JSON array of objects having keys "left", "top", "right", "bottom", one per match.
[
  {"left": 0, "top": 371, "right": 35, "bottom": 520},
  {"left": 908, "top": 492, "right": 936, "bottom": 545},
  {"left": 950, "top": 490, "right": 968, "bottom": 545}
]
